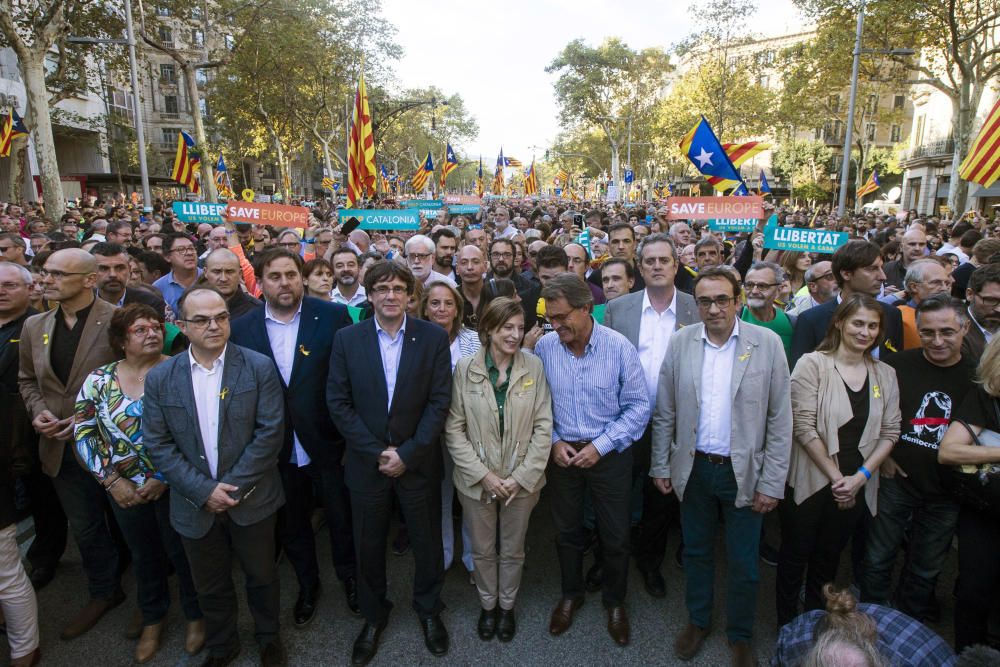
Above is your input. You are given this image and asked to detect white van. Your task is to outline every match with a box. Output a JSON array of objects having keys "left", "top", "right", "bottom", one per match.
[{"left": 861, "top": 200, "right": 899, "bottom": 216}]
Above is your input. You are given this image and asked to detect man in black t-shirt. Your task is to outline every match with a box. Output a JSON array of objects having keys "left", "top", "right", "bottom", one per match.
[{"left": 860, "top": 294, "right": 975, "bottom": 621}]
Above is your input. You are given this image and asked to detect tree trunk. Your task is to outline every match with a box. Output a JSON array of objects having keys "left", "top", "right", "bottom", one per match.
[
  {"left": 21, "top": 58, "right": 65, "bottom": 218},
  {"left": 183, "top": 64, "right": 217, "bottom": 201},
  {"left": 609, "top": 142, "right": 620, "bottom": 200},
  {"left": 7, "top": 141, "right": 26, "bottom": 202}
]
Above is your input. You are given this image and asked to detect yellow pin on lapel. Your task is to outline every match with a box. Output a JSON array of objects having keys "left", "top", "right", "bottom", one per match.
[
  {"left": 885, "top": 341, "right": 897, "bottom": 353},
  {"left": 523, "top": 378, "right": 534, "bottom": 388},
  {"left": 42, "top": 333, "right": 49, "bottom": 345},
  {"left": 219, "top": 387, "right": 230, "bottom": 400},
  {"left": 738, "top": 346, "right": 752, "bottom": 362},
  {"left": 872, "top": 385, "right": 881, "bottom": 399},
  {"left": 299, "top": 345, "right": 310, "bottom": 356}
]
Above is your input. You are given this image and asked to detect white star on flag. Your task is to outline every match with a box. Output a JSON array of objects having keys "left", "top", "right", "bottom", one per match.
[{"left": 695, "top": 148, "right": 714, "bottom": 167}]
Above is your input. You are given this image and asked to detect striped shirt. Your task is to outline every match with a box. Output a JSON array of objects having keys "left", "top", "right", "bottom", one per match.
[{"left": 534, "top": 320, "right": 650, "bottom": 455}]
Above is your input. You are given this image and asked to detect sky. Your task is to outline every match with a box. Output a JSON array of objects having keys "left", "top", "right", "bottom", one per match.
[{"left": 380, "top": 0, "right": 807, "bottom": 165}]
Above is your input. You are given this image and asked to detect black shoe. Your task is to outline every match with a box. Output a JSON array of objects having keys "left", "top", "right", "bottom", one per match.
[
  {"left": 351, "top": 619, "right": 387, "bottom": 667},
  {"left": 760, "top": 541, "right": 779, "bottom": 567},
  {"left": 198, "top": 646, "right": 240, "bottom": 667},
  {"left": 260, "top": 639, "right": 286, "bottom": 667},
  {"left": 293, "top": 583, "right": 321, "bottom": 627},
  {"left": 585, "top": 562, "right": 603, "bottom": 593},
  {"left": 344, "top": 577, "right": 360, "bottom": 616},
  {"left": 497, "top": 608, "right": 516, "bottom": 642},
  {"left": 420, "top": 614, "right": 449, "bottom": 656},
  {"left": 29, "top": 566, "right": 55, "bottom": 591},
  {"left": 642, "top": 569, "right": 667, "bottom": 598},
  {"left": 477, "top": 608, "right": 497, "bottom": 641},
  {"left": 392, "top": 526, "right": 410, "bottom": 556}
]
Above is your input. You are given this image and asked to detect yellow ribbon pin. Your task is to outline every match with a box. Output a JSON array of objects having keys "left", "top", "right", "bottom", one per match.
[
  {"left": 299, "top": 345, "right": 310, "bottom": 356},
  {"left": 522, "top": 378, "right": 534, "bottom": 388},
  {"left": 42, "top": 333, "right": 49, "bottom": 345},
  {"left": 219, "top": 387, "right": 229, "bottom": 400},
  {"left": 885, "top": 341, "right": 897, "bottom": 353},
  {"left": 738, "top": 347, "right": 752, "bottom": 362},
  {"left": 872, "top": 385, "right": 881, "bottom": 399}
]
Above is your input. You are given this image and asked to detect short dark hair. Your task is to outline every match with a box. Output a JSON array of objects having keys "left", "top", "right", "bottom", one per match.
[
  {"left": 109, "top": 303, "right": 163, "bottom": 353},
  {"left": 253, "top": 247, "right": 304, "bottom": 279},
  {"left": 330, "top": 247, "right": 359, "bottom": 264},
  {"left": 536, "top": 244, "right": 569, "bottom": 270},
  {"left": 431, "top": 228, "right": 457, "bottom": 245},
  {"left": 607, "top": 222, "right": 635, "bottom": 240},
  {"left": 960, "top": 229, "right": 984, "bottom": 249},
  {"left": 602, "top": 257, "right": 635, "bottom": 280},
  {"left": 915, "top": 293, "right": 968, "bottom": 326},
  {"left": 969, "top": 263, "right": 1000, "bottom": 294},
  {"left": 136, "top": 250, "right": 170, "bottom": 278},
  {"left": 694, "top": 265, "right": 741, "bottom": 297},
  {"left": 540, "top": 273, "right": 593, "bottom": 311},
  {"left": 972, "top": 239, "right": 1000, "bottom": 264},
  {"left": 177, "top": 284, "right": 227, "bottom": 320},
  {"left": 106, "top": 220, "right": 132, "bottom": 237},
  {"left": 832, "top": 240, "right": 881, "bottom": 288},
  {"left": 477, "top": 297, "right": 525, "bottom": 346},
  {"left": 162, "top": 232, "right": 194, "bottom": 255},
  {"left": 142, "top": 232, "right": 166, "bottom": 249},
  {"left": 363, "top": 259, "right": 416, "bottom": 294},
  {"left": 302, "top": 258, "right": 333, "bottom": 279},
  {"left": 489, "top": 237, "right": 515, "bottom": 257},
  {"left": 90, "top": 241, "right": 127, "bottom": 258}
]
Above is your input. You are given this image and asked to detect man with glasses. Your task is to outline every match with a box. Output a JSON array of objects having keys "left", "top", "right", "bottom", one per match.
[
  {"left": 307, "top": 228, "right": 334, "bottom": 262},
  {"left": 962, "top": 263, "right": 1000, "bottom": 360},
  {"left": 144, "top": 285, "right": 286, "bottom": 667},
  {"left": 275, "top": 230, "right": 303, "bottom": 256},
  {"left": 651, "top": 266, "right": 791, "bottom": 666},
  {"left": 104, "top": 220, "right": 134, "bottom": 247},
  {"left": 896, "top": 258, "right": 954, "bottom": 350},
  {"left": 741, "top": 261, "right": 796, "bottom": 361},
  {"left": 524, "top": 240, "right": 547, "bottom": 284},
  {"left": 788, "top": 261, "right": 838, "bottom": 316},
  {"left": 18, "top": 249, "right": 123, "bottom": 639},
  {"left": 0, "top": 232, "right": 29, "bottom": 267},
  {"left": 328, "top": 262, "right": 453, "bottom": 666},
  {"left": 153, "top": 233, "right": 202, "bottom": 316},
  {"left": 405, "top": 235, "right": 455, "bottom": 288}
]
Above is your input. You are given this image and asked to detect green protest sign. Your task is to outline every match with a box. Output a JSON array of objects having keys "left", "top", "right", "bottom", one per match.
[
  {"left": 708, "top": 218, "right": 757, "bottom": 233},
  {"left": 402, "top": 199, "right": 443, "bottom": 209},
  {"left": 172, "top": 201, "right": 227, "bottom": 224},
  {"left": 447, "top": 204, "right": 481, "bottom": 214},
  {"left": 338, "top": 209, "right": 420, "bottom": 230},
  {"left": 764, "top": 226, "right": 848, "bottom": 254}
]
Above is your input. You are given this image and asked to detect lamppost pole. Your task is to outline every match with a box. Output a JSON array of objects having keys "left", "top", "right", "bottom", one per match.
[{"left": 837, "top": 0, "right": 866, "bottom": 218}]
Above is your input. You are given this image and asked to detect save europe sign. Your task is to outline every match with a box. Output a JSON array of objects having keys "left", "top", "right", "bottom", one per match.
[
  {"left": 225, "top": 201, "right": 310, "bottom": 229},
  {"left": 665, "top": 196, "right": 763, "bottom": 220}
]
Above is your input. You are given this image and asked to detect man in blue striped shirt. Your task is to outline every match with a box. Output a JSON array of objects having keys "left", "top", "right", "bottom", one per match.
[{"left": 534, "top": 274, "right": 650, "bottom": 647}]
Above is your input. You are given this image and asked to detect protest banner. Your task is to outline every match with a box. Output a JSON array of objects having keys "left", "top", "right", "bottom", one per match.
[
  {"left": 763, "top": 226, "right": 849, "bottom": 254},
  {"left": 402, "top": 199, "right": 443, "bottom": 209},
  {"left": 172, "top": 201, "right": 227, "bottom": 224},
  {"left": 338, "top": 208, "right": 421, "bottom": 230},
  {"left": 224, "top": 200, "right": 310, "bottom": 229},
  {"left": 446, "top": 204, "right": 481, "bottom": 214},
  {"left": 665, "top": 196, "right": 764, "bottom": 220},
  {"left": 707, "top": 218, "right": 757, "bottom": 233},
  {"left": 443, "top": 194, "right": 482, "bottom": 205}
]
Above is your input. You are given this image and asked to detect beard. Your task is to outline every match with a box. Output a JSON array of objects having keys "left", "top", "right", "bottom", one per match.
[
  {"left": 746, "top": 297, "right": 769, "bottom": 310},
  {"left": 338, "top": 274, "right": 356, "bottom": 286}
]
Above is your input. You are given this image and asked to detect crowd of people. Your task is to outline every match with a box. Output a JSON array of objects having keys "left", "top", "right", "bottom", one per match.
[{"left": 1, "top": 194, "right": 1000, "bottom": 667}]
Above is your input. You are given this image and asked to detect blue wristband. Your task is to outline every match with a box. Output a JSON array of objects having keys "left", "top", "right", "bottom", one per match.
[{"left": 858, "top": 465, "right": 872, "bottom": 480}]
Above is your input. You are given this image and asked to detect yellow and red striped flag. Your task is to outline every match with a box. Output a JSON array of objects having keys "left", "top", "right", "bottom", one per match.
[
  {"left": 347, "top": 66, "right": 376, "bottom": 207},
  {"left": 171, "top": 131, "right": 200, "bottom": 193},
  {"left": 524, "top": 159, "right": 538, "bottom": 195},
  {"left": 411, "top": 152, "right": 434, "bottom": 192},
  {"left": 553, "top": 169, "right": 568, "bottom": 186},
  {"left": 959, "top": 97, "right": 1000, "bottom": 187},
  {"left": 439, "top": 143, "right": 458, "bottom": 189},
  {"left": 0, "top": 110, "right": 28, "bottom": 158},
  {"left": 492, "top": 150, "right": 505, "bottom": 194},
  {"left": 856, "top": 170, "right": 880, "bottom": 198},
  {"left": 475, "top": 157, "right": 484, "bottom": 197}
]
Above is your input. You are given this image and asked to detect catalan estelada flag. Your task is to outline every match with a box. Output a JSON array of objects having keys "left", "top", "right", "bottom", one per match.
[
  {"left": 411, "top": 152, "right": 434, "bottom": 192},
  {"left": 679, "top": 116, "right": 748, "bottom": 195},
  {"left": 171, "top": 131, "right": 200, "bottom": 193},
  {"left": 553, "top": 169, "right": 568, "bottom": 186},
  {"left": 503, "top": 155, "right": 522, "bottom": 168},
  {"left": 959, "top": 97, "right": 1000, "bottom": 188},
  {"left": 215, "top": 154, "right": 235, "bottom": 199},
  {"left": 493, "top": 150, "right": 505, "bottom": 194},
  {"left": 856, "top": 170, "right": 880, "bottom": 198},
  {"left": 347, "top": 65, "right": 376, "bottom": 207},
  {"left": 0, "top": 110, "right": 29, "bottom": 158},
  {"left": 723, "top": 142, "right": 770, "bottom": 169},
  {"left": 475, "top": 157, "right": 484, "bottom": 197},
  {"left": 759, "top": 170, "right": 771, "bottom": 197},
  {"left": 524, "top": 159, "right": 539, "bottom": 196},
  {"left": 439, "top": 143, "right": 458, "bottom": 189},
  {"left": 379, "top": 164, "right": 391, "bottom": 194}
]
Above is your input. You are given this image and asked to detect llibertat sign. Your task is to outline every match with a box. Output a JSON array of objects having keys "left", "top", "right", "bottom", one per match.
[
  {"left": 338, "top": 209, "right": 420, "bottom": 230},
  {"left": 708, "top": 218, "right": 757, "bottom": 233},
  {"left": 763, "top": 226, "right": 849, "bottom": 254},
  {"left": 225, "top": 201, "right": 310, "bottom": 228},
  {"left": 665, "top": 196, "right": 764, "bottom": 220},
  {"left": 172, "top": 201, "right": 227, "bottom": 224}
]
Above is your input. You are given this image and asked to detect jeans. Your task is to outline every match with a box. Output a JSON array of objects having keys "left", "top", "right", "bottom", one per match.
[
  {"left": 860, "top": 477, "right": 958, "bottom": 620},
  {"left": 681, "top": 456, "right": 762, "bottom": 643},
  {"left": 109, "top": 491, "right": 201, "bottom": 625},
  {"left": 49, "top": 446, "right": 119, "bottom": 599},
  {"left": 441, "top": 451, "right": 473, "bottom": 572}
]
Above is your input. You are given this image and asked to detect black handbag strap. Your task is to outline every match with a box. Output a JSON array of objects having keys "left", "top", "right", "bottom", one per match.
[{"left": 955, "top": 419, "right": 984, "bottom": 448}]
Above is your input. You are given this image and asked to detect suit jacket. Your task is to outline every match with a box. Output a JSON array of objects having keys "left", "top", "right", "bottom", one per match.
[
  {"left": 603, "top": 288, "right": 701, "bottom": 348},
  {"left": 18, "top": 298, "right": 119, "bottom": 476},
  {"left": 961, "top": 321, "right": 988, "bottom": 362},
  {"left": 651, "top": 321, "right": 793, "bottom": 508},
  {"left": 790, "top": 298, "right": 903, "bottom": 368},
  {"left": 327, "top": 316, "right": 452, "bottom": 492},
  {"left": 143, "top": 344, "right": 285, "bottom": 539},
  {"left": 230, "top": 296, "right": 353, "bottom": 467}
]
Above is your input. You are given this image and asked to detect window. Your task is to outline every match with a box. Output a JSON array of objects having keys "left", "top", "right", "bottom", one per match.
[
  {"left": 833, "top": 120, "right": 844, "bottom": 141},
  {"left": 915, "top": 115, "right": 926, "bottom": 145},
  {"left": 814, "top": 127, "right": 823, "bottom": 140},
  {"left": 155, "top": 5, "right": 170, "bottom": 16},
  {"left": 158, "top": 27, "right": 173, "bottom": 46},
  {"left": 161, "top": 128, "right": 180, "bottom": 145},
  {"left": 866, "top": 123, "right": 876, "bottom": 142},
  {"left": 195, "top": 69, "right": 208, "bottom": 86},
  {"left": 890, "top": 124, "right": 901, "bottom": 143},
  {"left": 866, "top": 94, "right": 879, "bottom": 114},
  {"left": 199, "top": 98, "right": 209, "bottom": 117},
  {"left": 224, "top": 34, "right": 235, "bottom": 50},
  {"left": 894, "top": 94, "right": 905, "bottom": 110},
  {"left": 758, "top": 75, "right": 770, "bottom": 88},
  {"left": 191, "top": 30, "right": 204, "bottom": 47},
  {"left": 164, "top": 95, "right": 179, "bottom": 114},
  {"left": 829, "top": 95, "right": 840, "bottom": 113},
  {"left": 159, "top": 63, "right": 175, "bottom": 82},
  {"left": 190, "top": 5, "right": 203, "bottom": 19},
  {"left": 107, "top": 87, "right": 135, "bottom": 124}
]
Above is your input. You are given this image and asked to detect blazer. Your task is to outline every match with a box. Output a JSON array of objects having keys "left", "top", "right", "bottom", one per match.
[
  {"left": 143, "top": 344, "right": 285, "bottom": 539},
  {"left": 961, "top": 320, "right": 987, "bottom": 362},
  {"left": 788, "top": 351, "right": 901, "bottom": 514},
  {"left": 230, "top": 296, "right": 353, "bottom": 467},
  {"left": 18, "top": 298, "right": 119, "bottom": 476},
  {"left": 327, "top": 316, "right": 453, "bottom": 492},
  {"left": 790, "top": 298, "right": 903, "bottom": 368},
  {"left": 650, "top": 321, "right": 793, "bottom": 508},
  {"left": 603, "top": 288, "right": 701, "bottom": 348}
]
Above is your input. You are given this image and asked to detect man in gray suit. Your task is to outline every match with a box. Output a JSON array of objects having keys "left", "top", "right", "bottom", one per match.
[
  {"left": 144, "top": 286, "right": 287, "bottom": 667},
  {"left": 604, "top": 232, "right": 699, "bottom": 598},
  {"left": 651, "top": 266, "right": 792, "bottom": 667}
]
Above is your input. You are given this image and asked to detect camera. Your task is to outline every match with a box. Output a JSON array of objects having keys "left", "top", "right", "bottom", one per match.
[{"left": 573, "top": 214, "right": 584, "bottom": 226}]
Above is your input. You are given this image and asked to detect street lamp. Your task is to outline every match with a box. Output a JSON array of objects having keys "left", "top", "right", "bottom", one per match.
[{"left": 546, "top": 149, "right": 604, "bottom": 175}]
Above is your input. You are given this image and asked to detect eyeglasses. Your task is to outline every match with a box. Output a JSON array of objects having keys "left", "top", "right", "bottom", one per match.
[
  {"left": 180, "top": 312, "right": 230, "bottom": 330},
  {"left": 39, "top": 268, "right": 91, "bottom": 279},
  {"left": 371, "top": 285, "right": 409, "bottom": 296},
  {"left": 490, "top": 252, "right": 513, "bottom": 260},
  {"left": 974, "top": 294, "right": 1000, "bottom": 308},
  {"left": 744, "top": 281, "right": 779, "bottom": 292},
  {"left": 170, "top": 246, "right": 196, "bottom": 255},
  {"left": 695, "top": 295, "right": 735, "bottom": 310},
  {"left": 919, "top": 279, "right": 953, "bottom": 290},
  {"left": 127, "top": 325, "right": 163, "bottom": 338},
  {"left": 277, "top": 241, "right": 301, "bottom": 250},
  {"left": 918, "top": 328, "right": 961, "bottom": 341},
  {"left": 809, "top": 272, "right": 835, "bottom": 283},
  {"left": 407, "top": 252, "right": 432, "bottom": 261},
  {"left": 0, "top": 245, "right": 15, "bottom": 252},
  {"left": 0, "top": 281, "right": 26, "bottom": 290}
]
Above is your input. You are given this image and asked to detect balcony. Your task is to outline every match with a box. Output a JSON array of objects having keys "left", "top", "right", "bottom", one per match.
[
  {"left": 901, "top": 139, "right": 955, "bottom": 161},
  {"left": 160, "top": 112, "right": 180, "bottom": 120}
]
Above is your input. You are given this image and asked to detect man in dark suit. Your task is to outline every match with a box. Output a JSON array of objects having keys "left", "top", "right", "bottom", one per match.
[
  {"left": 790, "top": 240, "right": 903, "bottom": 367},
  {"left": 144, "top": 285, "right": 287, "bottom": 667},
  {"left": 327, "top": 261, "right": 453, "bottom": 667},
  {"left": 962, "top": 263, "right": 1000, "bottom": 361},
  {"left": 231, "top": 248, "right": 359, "bottom": 627}
]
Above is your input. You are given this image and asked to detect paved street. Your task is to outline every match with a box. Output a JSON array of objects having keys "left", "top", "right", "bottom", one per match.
[{"left": 22, "top": 496, "right": 958, "bottom": 667}]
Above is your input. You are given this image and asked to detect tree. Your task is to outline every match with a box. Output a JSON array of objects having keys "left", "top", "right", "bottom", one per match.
[
  {"left": 546, "top": 38, "right": 672, "bottom": 189},
  {"left": 0, "top": 1, "right": 125, "bottom": 217},
  {"left": 772, "top": 139, "right": 834, "bottom": 204}
]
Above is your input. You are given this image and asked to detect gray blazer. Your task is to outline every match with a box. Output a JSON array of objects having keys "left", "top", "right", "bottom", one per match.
[
  {"left": 603, "top": 288, "right": 701, "bottom": 347},
  {"left": 650, "top": 321, "right": 793, "bottom": 508},
  {"left": 143, "top": 344, "right": 285, "bottom": 539}
]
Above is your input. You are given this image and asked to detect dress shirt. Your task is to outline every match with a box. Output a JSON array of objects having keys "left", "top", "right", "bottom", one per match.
[
  {"left": 696, "top": 320, "right": 739, "bottom": 457},
  {"left": 495, "top": 225, "right": 517, "bottom": 239},
  {"left": 375, "top": 314, "right": 406, "bottom": 411},
  {"left": 264, "top": 302, "right": 310, "bottom": 467},
  {"left": 332, "top": 284, "right": 367, "bottom": 307},
  {"left": 534, "top": 320, "right": 650, "bottom": 455},
  {"left": 638, "top": 288, "right": 677, "bottom": 402},
  {"left": 969, "top": 306, "right": 994, "bottom": 345},
  {"left": 50, "top": 301, "right": 94, "bottom": 386},
  {"left": 189, "top": 345, "right": 225, "bottom": 478},
  {"left": 153, "top": 268, "right": 203, "bottom": 314}
]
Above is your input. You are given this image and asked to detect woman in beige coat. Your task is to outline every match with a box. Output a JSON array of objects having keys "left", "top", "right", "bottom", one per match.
[
  {"left": 776, "top": 294, "right": 901, "bottom": 626},
  {"left": 445, "top": 297, "right": 552, "bottom": 643}
]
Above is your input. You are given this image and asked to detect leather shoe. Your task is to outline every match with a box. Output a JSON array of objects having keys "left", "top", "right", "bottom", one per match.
[
  {"left": 730, "top": 640, "right": 756, "bottom": 667},
  {"left": 497, "top": 608, "right": 516, "bottom": 642},
  {"left": 674, "top": 623, "right": 710, "bottom": 661},
  {"left": 185, "top": 619, "right": 206, "bottom": 655},
  {"left": 420, "top": 614, "right": 449, "bottom": 656},
  {"left": 606, "top": 606, "right": 630, "bottom": 646},
  {"left": 344, "top": 577, "right": 360, "bottom": 616},
  {"left": 548, "top": 597, "right": 583, "bottom": 636},
  {"left": 60, "top": 588, "right": 126, "bottom": 640},
  {"left": 477, "top": 607, "right": 497, "bottom": 640},
  {"left": 28, "top": 566, "right": 54, "bottom": 591},
  {"left": 135, "top": 621, "right": 165, "bottom": 663},
  {"left": 198, "top": 646, "right": 240, "bottom": 667},
  {"left": 351, "top": 619, "right": 387, "bottom": 667},
  {"left": 260, "top": 639, "right": 287, "bottom": 667},
  {"left": 585, "top": 562, "right": 603, "bottom": 592},
  {"left": 294, "top": 583, "right": 321, "bottom": 627},
  {"left": 642, "top": 568, "right": 667, "bottom": 598}
]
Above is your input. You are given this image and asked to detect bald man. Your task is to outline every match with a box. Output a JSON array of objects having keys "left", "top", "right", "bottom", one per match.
[
  {"left": 18, "top": 249, "right": 124, "bottom": 639},
  {"left": 884, "top": 228, "right": 928, "bottom": 292},
  {"left": 203, "top": 248, "right": 262, "bottom": 318}
]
